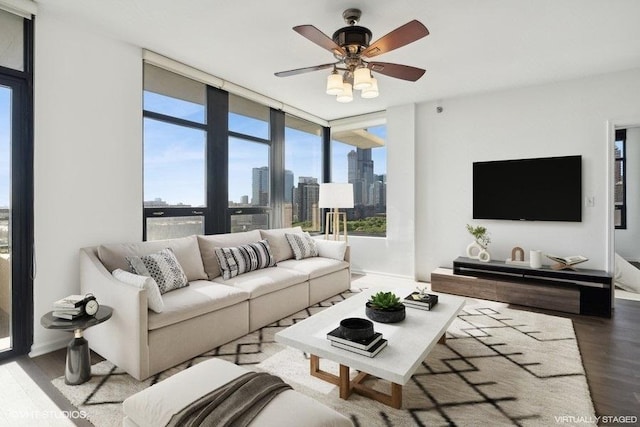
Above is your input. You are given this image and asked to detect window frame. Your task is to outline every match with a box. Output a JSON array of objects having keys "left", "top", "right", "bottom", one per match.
[
  {"left": 0, "top": 13, "right": 34, "bottom": 361},
  {"left": 614, "top": 128, "right": 627, "bottom": 230}
]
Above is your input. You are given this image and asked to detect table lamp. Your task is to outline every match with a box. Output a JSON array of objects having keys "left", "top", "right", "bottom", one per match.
[{"left": 318, "top": 183, "right": 354, "bottom": 242}]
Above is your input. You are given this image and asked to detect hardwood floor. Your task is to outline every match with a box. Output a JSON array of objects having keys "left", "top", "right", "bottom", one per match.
[
  {"left": 16, "top": 297, "right": 640, "bottom": 426},
  {"left": 572, "top": 299, "right": 640, "bottom": 419}
]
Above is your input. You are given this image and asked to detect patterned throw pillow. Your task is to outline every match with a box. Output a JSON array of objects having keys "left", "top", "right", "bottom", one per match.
[
  {"left": 214, "top": 239, "right": 276, "bottom": 280},
  {"left": 127, "top": 248, "right": 189, "bottom": 294},
  {"left": 285, "top": 233, "right": 319, "bottom": 260}
]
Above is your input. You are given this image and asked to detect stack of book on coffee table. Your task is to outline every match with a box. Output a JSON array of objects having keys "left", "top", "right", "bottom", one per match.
[
  {"left": 404, "top": 292, "right": 439, "bottom": 311},
  {"left": 326, "top": 327, "right": 387, "bottom": 357}
]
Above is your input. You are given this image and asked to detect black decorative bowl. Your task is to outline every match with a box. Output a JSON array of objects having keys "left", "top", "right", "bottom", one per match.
[
  {"left": 339, "top": 318, "right": 374, "bottom": 341},
  {"left": 365, "top": 302, "right": 406, "bottom": 323}
]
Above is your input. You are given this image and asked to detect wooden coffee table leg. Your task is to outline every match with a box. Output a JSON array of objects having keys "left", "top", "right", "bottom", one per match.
[
  {"left": 309, "top": 354, "right": 402, "bottom": 408},
  {"left": 339, "top": 364, "right": 351, "bottom": 399}
]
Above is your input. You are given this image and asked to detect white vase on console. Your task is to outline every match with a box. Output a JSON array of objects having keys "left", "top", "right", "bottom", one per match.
[{"left": 466, "top": 241, "right": 491, "bottom": 262}]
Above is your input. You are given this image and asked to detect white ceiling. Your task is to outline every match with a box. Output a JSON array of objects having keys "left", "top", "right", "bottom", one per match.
[{"left": 36, "top": 0, "right": 640, "bottom": 121}]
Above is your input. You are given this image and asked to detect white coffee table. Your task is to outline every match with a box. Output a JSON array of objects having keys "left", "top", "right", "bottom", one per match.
[{"left": 275, "top": 288, "right": 465, "bottom": 409}]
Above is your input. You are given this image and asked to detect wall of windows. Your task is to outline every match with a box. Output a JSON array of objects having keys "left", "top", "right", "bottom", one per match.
[
  {"left": 142, "top": 62, "right": 386, "bottom": 239},
  {"left": 331, "top": 124, "right": 387, "bottom": 237}
]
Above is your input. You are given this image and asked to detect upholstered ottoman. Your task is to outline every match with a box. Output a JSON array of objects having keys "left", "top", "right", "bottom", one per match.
[{"left": 122, "top": 358, "right": 353, "bottom": 426}]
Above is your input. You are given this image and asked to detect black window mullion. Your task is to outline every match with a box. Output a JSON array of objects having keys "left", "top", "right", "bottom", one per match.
[
  {"left": 270, "top": 110, "right": 285, "bottom": 229},
  {"left": 228, "top": 130, "right": 270, "bottom": 145},
  {"left": 207, "top": 87, "right": 229, "bottom": 234},
  {"left": 143, "top": 110, "right": 207, "bottom": 131}
]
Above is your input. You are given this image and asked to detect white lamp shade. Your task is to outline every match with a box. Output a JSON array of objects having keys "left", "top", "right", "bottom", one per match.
[
  {"left": 326, "top": 73, "right": 344, "bottom": 95},
  {"left": 318, "top": 183, "right": 354, "bottom": 208},
  {"left": 336, "top": 82, "right": 353, "bottom": 103},
  {"left": 353, "top": 68, "right": 372, "bottom": 90},
  {"left": 361, "top": 77, "right": 379, "bottom": 98}
]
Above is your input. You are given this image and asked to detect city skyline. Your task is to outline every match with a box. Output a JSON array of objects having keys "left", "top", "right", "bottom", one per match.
[{"left": 144, "top": 91, "right": 386, "bottom": 207}]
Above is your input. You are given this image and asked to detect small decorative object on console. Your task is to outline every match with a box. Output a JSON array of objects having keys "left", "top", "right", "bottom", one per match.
[
  {"left": 546, "top": 254, "right": 588, "bottom": 270},
  {"left": 465, "top": 224, "right": 491, "bottom": 263},
  {"left": 365, "top": 291, "right": 406, "bottom": 323},
  {"left": 404, "top": 292, "right": 439, "bottom": 311}
]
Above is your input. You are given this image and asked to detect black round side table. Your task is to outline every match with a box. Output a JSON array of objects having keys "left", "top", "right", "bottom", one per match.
[{"left": 40, "top": 306, "right": 113, "bottom": 385}]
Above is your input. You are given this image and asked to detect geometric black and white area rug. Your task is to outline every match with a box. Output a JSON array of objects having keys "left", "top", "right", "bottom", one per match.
[{"left": 52, "top": 292, "right": 596, "bottom": 427}]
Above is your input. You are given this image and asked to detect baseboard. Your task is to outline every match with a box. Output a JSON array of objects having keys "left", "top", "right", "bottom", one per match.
[
  {"left": 29, "top": 337, "right": 68, "bottom": 358},
  {"left": 350, "top": 269, "right": 417, "bottom": 281}
]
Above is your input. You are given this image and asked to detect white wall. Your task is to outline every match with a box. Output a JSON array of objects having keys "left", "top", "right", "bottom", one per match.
[
  {"left": 615, "top": 127, "right": 640, "bottom": 260},
  {"left": 348, "top": 104, "right": 416, "bottom": 278},
  {"left": 32, "top": 13, "right": 143, "bottom": 355},
  {"left": 414, "top": 69, "right": 640, "bottom": 281}
]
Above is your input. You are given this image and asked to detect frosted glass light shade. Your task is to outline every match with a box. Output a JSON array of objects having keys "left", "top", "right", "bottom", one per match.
[
  {"left": 318, "top": 183, "right": 354, "bottom": 208},
  {"left": 336, "top": 82, "right": 353, "bottom": 103},
  {"left": 361, "top": 77, "right": 379, "bottom": 98},
  {"left": 326, "top": 73, "right": 344, "bottom": 95},
  {"left": 353, "top": 68, "right": 372, "bottom": 90}
]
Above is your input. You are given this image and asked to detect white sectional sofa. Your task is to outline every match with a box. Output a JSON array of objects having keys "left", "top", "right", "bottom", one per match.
[{"left": 80, "top": 227, "right": 350, "bottom": 380}]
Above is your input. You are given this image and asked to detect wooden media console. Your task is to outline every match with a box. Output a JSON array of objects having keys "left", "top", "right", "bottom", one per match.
[{"left": 431, "top": 257, "right": 612, "bottom": 317}]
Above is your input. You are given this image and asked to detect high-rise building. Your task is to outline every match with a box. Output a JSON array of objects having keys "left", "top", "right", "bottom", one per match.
[
  {"left": 294, "top": 176, "right": 319, "bottom": 225},
  {"left": 348, "top": 148, "right": 375, "bottom": 206},
  {"left": 284, "top": 169, "right": 294, "bottom": 203},
  {"left": 251, "top": 166, "right": 269, "bottom": 206},
  {"left": 240, "top": 195, "right": 249, "bottom": 205}
]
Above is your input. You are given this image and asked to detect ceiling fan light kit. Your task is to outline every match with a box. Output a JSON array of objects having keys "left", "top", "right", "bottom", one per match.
[
  {"left": 336, "top": 82, "right": 354, "bottom": 103},
  {"left": 275, "top": 8, "right": 428, "bottom": 103},
  {"left": 360, "top": 77, "right": 379, "bottom": 99},
  {"left": 326, "top": 71, "right": 345, "bottom": 95}
]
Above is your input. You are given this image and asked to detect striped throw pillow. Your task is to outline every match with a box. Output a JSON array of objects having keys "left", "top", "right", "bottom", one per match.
[
  {"left": 214, "top": 239, "right": 276, "bottom": 280},
  {"left": 285, "top": 233, "right": 319, "bottom": 260}
]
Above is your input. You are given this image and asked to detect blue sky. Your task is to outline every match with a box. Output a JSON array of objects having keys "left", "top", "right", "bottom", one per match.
[{"left": 144, "top": 92, "right": 387, "bottom": 206}]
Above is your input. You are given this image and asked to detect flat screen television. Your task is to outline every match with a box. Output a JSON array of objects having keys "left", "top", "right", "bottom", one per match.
[{"left": 473, "top": 155, "right": 582, "bottom": 222}]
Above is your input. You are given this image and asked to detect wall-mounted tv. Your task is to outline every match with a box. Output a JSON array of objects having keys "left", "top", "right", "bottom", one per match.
[{"left": 473, "top": 155, "right": 582, "bottom": 222}]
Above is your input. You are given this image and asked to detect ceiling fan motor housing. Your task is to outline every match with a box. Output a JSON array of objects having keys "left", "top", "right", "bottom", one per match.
[{"left": 332, "top": 26, "right": 372, "bottom": 53}]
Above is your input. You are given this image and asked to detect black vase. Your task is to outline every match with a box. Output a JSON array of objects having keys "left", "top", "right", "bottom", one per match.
[{"left": 365, "top": 302, "right": 406, "bottom": 323}]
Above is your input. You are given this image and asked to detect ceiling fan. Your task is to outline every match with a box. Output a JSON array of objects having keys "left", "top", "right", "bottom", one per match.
[{"left": 275, "top": 8, "right": 429, "bottom": 101}]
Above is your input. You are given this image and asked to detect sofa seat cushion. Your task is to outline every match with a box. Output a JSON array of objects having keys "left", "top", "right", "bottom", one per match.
[
  {"left": 98, "top": 235, "right": 207, "bottom": 282},
  {"left": 197, "top": 230, "right": 262, "bottom": 280},
  {"left": 277, "top": 258, "right": 350, "bottom": 280},
  {"left": 148, "top": 281, "right": 250, "bottom": 331},
  {"left": 213, "top": 267, "right": 308, "bottom": 299}
]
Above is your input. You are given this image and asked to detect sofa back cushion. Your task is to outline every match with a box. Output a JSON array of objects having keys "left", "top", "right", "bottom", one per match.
[
  {"left": 97, "top": 235, "right": 207, "bottom": 282},
  {"left": 259, "top": 227, "right": 303, "bottom": 262},
  {"left": 197, "top": 230, "right": 262, "bottom": 280}
]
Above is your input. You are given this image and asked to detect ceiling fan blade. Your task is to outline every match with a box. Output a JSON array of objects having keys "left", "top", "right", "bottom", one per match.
[
  {"left": 293, "top": 25, "right": 346, "bottom": 56},
  {"left": 367, "top": 62, "right": 426, "bottom": 81},
  {"left": 274, "top": 63, "right": 336, "bottom": 77},
  {"left": 362, "top": 20, "right": 429, "bottom": 58}
]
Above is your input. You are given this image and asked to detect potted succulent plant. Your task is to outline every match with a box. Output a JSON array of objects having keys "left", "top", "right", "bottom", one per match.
[{"left": 365, "top": 291, "right": 406, "bottom": 323}]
